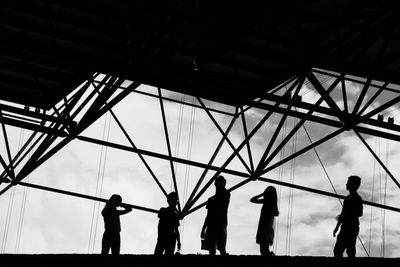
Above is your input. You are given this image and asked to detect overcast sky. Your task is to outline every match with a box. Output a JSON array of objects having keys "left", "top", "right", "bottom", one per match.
[{"left": 1, "top": 76, "right": 400, "bottom": 257}]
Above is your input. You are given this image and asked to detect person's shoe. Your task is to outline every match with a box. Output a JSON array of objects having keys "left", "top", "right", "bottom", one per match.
[{"left": 270, "top": 251, "right": 275, "bottom": 256}]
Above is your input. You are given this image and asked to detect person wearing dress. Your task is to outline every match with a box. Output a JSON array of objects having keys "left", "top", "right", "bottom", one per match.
[{"left": 250, "top": 186, "right": 279, "bottom": 256}]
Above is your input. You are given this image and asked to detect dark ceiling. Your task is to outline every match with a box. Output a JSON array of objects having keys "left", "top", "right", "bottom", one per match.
[{"left": 0, "top": 0, "right": 399, "bottom": 109}]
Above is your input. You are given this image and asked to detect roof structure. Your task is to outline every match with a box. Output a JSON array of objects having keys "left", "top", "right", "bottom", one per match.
[
  {"left": 1, "top": 0, "right": 399, "bottom": 109},
  {"left": 2, "top": 1, "right": 400, "bottom": 256}
]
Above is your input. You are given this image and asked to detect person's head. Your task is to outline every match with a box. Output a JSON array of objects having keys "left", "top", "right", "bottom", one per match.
[
  {"left": 263, "top": 186, "right": 277, "bottom": 203},
  {"left": 109, "top": 194, "right": 122, "bottom": 207},
  {"left": 214, "top": 175, "right": 226, "bottom": 190},
  {"left": 346, "top": 176, "right": 361, "bottom": 192},
  {"left": 167, "top": 192, "right": 178, "bottom": 207}
]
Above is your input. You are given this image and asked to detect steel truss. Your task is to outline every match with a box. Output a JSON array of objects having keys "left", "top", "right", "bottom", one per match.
[{"left": 1, "top": 68, "right": 400, "bottom": 218}]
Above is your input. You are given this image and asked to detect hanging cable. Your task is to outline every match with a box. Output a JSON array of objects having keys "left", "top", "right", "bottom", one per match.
[
  {"left": 180, "top": 96, "right": 196, "bottom": 251},
  {"left": 1, "top": 185, "right": 15, "bottom": 253},
  {"left": 286, "top": 117, "right": 298, "bottom": 256},
  {"left": 274, "top": 116, "right": 287, "bottom": 254},
  {"left": 0, "top": 123, "right": 18, "bottom": 253},
  {"left": 172, "top": 94, "right": 185, "bottom": 192},
  {"left": 381, "top": 136, "right": 389, "bottom": 257},
  {"left": 368, "top": 136, "right": 378, "bottom": 254},
  {"left": 87, "top": 112, "right": 111, "bottom": 253},
  {"left": 15, "top": 129, "right": 28, "bottom": 253},
  {"left": 92, "top": 113, "right": 111, "bottom": 253}
]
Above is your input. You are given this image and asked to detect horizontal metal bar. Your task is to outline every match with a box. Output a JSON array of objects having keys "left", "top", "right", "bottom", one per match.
[
  {"left": 257, "top": 177, "right": 400, "bottom": 213},
  {"left": 77, "top": 135, "right": 250, "bottom": 178},
  {"left": 18, "top": 181, "right": 158, "bottom": 214},
  {"left": 0, "top": 115, "right": 67, "bottom": 136}
]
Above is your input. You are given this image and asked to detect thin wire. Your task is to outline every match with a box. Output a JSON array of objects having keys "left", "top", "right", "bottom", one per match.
[
  {"left": 15, "top": 129, "right": 28, "bottom": 253},
  {"left": 286, "top": 117, "right": 297, "bottom": 255},
  {"left": 173, "top": 94, "right": 185, "bottom": 192},
  {"left": 381, "top": 137, "right": 389, "bottom": 257},
  {"left": 181, "top": 96, "right": 196, "bottom": 251},
  {"left": 368, "top": 137, "right": 377, "bottom": 254},
  {"left": 1, "top": 185, "right": 15, "bottom": 253},
  {"left": 87, "top": 112, "right": 109, "bottom": 253},
  {"left": 1, "top": 123, "right": 17, "bottom": 253},
  {"left": 92, "top": 113, "right": 111, "bottom": 253},
  {"left": 377, "top": 137, "right": 383, "bottom": 257},
  {"left": 274, "top": 116, "right": 287, "bottom": 254}
]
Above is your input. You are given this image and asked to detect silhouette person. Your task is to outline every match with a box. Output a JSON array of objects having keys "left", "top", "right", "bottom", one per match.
[
  {"left": 154, "top": 192, "right": 181, "bottom": 255},
  {"left": 333, "top": 175, "right": 363, "bottom": 258},
  {"left": 250, "top": 186, "right": 279, "bottom": 256},
  {"left": 101, "top": 194, "right": 132, "bottom": 255},
  {"left": 201, "top": 175, "right": 231, "bottom": 255}
]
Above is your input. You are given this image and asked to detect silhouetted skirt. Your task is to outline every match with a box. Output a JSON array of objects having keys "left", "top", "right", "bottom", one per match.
[{"left": 256, "top": 215, "right": 275, "bottom": 246}]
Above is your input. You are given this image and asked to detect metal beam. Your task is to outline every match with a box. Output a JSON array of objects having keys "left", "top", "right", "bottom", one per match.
[
  {"left": 355, "top": 131, "right": 400, "bottom": 190},
  {"left": 256, "top": 177, "right": 400, "bottom": 213},
  {"left": 240, "top": 106, "right": 254, "bottom": 172},
  {"left": 197, "top": 97, "right": 251, "bottom": 174},
  {"left": 158, "top": 88, "right": 181, "bottom": 212},
  {"left": 182, "top": 113, "right": 238, "bottom": 213},
  {"left": 108, "top": 108, "right": 168, "bottom": 198},
  {"left": 18, "top": 181, "right": 158, "bottom": 214},
  {"left": 77, "top": 135, "right": 249, "bottom": 179}
]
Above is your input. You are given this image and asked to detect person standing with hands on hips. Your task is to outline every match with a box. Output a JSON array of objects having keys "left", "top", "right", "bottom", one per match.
[
  {"left": 333, "top": 176, "right": 363, "bottom": 258},
  {"left": 201, "top": 175, "right": 231, "bottom": 255},
  {"left": 154, "top": 192, "right": 181, "bottom": 255}
]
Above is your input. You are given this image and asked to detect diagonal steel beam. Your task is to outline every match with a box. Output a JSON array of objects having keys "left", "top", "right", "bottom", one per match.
[
  {"left": 363, "top": 94, "right": 400, "bottom": 119},
  {"left": 13, "top": 78, "right": 139, "bottom": 190},
  {"left": 257, "top": 72, "right": 345, "bottom": 172},
  {"left": 0, "top": 113, "right": 15, "bottom": 180},
  {"left": 255, "top": 76, "right": 304, "bottom": 172},
  {"left": 307, "top": 71, "right": 344, "bottom": 119},
  {"left": 182, "top": 113, "right": 238, "bottom": 213},
  {"left": 358, "top": 81, "right": 389, "bottom": 116},
  {"left": 108, "top": 103, "right": 168, "bottom": 198},
  {"left": 158, "top": 88, "right": 181, "bottom": 213},
  {"left": 240, "top": 106, "right": 254, "bottom": 172},
  {"left": 0, "top": 154, "right": 13, "bottom": 181},
  {"left": 260, "top": 127, "right": 346, "bottom": 176},
  {"left": 196, "top": 98, "right": 251, "bottom": 173},
  {"left": 354, "top": 130, "right": 400, "bottom": 190},
  {"left": 183, "top": 88, "right": 299, "bottom": 212},
  {"left": 341, "top": 78, "right": 348, "bottom": 113}
]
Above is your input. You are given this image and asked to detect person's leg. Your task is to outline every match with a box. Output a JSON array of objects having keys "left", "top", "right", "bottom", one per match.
[
  {"left": 346, "top": 231, "right": 359, "bottom": 258},
  {"left": 259, "top": 243, "right": 270, "bottom": 256},
  {"left": 208, "top": 240, "right": 216, "bottom": 255},
  {"left": 216, "top": 226, "right": 227, "bottom": 255},
  {"left": 164, "top": 238, "right": 176, "bottom": 255},
  {"left": 154, "top": 239, "right": 165, "bottom": 255},
  {"left": 333, "top": 231, "right": 346, "bottom": 258},
  {"left": 111, "top": 233, "right": 121, "bottom": 255},
  {"left": 101, "top": 231, "right": 112, "bottom": 255},
  {"left": 206, "top": 227, "right": 216, "bottom": 255}
]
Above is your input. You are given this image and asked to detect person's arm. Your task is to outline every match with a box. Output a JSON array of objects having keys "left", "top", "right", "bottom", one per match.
[
  {"left": 333, "top": 213, "right": 342, "bottom": 237},
  {"left": 176, "top": 226, "right": 181, "bottom": 251},
  {"left": 117, "top": 204, "right": 132, "bottom": 215},
  {"left": 200, "top": 216, "right": 208, "bottom": 239},
  {"left": 250, "top": 193, "right": 263, "bottom": 204},
  {"left": 358, "top": 198, "right": 363, "bottom": 217}
]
